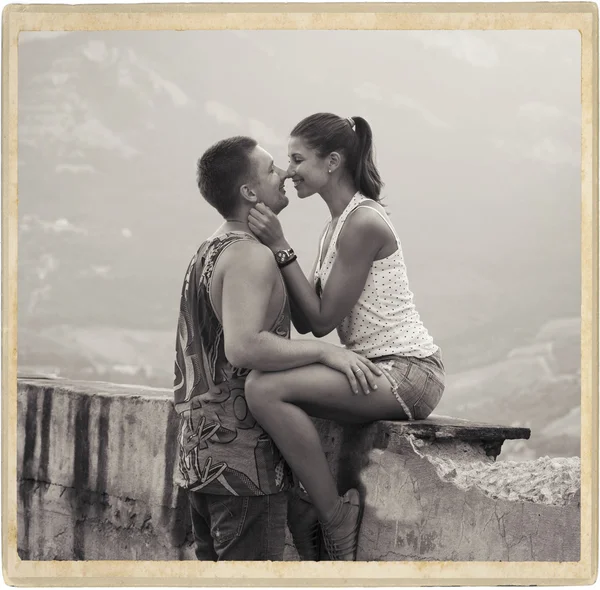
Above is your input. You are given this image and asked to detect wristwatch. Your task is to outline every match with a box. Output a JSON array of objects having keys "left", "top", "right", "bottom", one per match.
[{"left": 274, "top": 248, "right": 297, "bottom": 268}]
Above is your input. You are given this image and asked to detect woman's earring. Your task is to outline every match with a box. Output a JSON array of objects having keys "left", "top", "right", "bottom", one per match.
[{"left": 328, "top": 169, "right": 331, "bottom": 174}]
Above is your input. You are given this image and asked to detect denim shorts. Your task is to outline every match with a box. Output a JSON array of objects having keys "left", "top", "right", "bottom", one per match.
[{"left": 374, "top": 348, "right": 445, "bottom": 420}]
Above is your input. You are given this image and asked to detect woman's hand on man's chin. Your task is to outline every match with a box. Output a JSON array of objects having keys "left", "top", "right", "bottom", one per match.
[{"left": 248, "top": 202, "right": 289, "bottom": 252}]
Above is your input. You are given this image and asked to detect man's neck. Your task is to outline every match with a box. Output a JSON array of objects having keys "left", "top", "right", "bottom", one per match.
[{"left": 219, "top": 208, "right": 253, "bottom": 235}]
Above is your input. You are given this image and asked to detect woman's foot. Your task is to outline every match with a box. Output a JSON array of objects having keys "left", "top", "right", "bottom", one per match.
[{"left": 320, "top": 489, "right": 363, "bottom": 561}]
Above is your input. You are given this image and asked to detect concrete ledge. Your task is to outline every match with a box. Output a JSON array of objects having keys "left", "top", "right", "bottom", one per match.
[
  {"left": 18, "top": 378, "right": 193, "bottom": 560},
  {"left": 17, "top": 378, "right": 579, "bottom": 561},
  {"left": 314, "top": 414, "right": 531, "bottom": 462},
  {"left": 299, "top": 420, "right": 579, "bottom": 561}
]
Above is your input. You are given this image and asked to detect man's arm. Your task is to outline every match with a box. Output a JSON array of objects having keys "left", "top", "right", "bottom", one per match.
[
  {"left": 220, "top": 241, "right": 384, "bottom": 394},
  {"left": 221, "top": 241, "right": 329, "bottom": 371}
]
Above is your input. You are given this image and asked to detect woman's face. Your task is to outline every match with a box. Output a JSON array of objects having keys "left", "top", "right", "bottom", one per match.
[{"left": 287, "top": 136, "right": 330, "bottom": 199}]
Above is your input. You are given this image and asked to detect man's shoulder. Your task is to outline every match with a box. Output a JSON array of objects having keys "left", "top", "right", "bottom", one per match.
[
  {"left": 218, "top": 235, "right": 277, "bottom": 275},
  {"left": 201, "top": 232, "right": 269, "bottom": 262}
]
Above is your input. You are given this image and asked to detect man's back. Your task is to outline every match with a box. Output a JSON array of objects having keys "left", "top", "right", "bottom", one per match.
[{"left": 174, "top": 231, "right": 292, "bottom": 496}]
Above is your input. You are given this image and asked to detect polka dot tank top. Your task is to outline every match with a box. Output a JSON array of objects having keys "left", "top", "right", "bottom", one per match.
[{"left": 314, "top": 193, "right": 438, "bottom": 359}]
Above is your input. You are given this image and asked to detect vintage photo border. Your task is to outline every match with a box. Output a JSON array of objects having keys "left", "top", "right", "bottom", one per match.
[{"left": 2, "top": 2, "right": 598, "bottom": 586}]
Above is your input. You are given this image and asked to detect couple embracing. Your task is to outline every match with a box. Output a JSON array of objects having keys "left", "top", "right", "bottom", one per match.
[{"left": 173, "top": 112, "right": 445, "bottom": 561}]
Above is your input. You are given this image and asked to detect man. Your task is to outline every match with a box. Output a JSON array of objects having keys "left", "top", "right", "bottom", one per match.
[{"left": 174, "top": 136, "right": 378, "bottom": 561}]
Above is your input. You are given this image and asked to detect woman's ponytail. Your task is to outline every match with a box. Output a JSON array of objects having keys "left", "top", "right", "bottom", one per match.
[{"left": 351, "top": 116, "right": 383, "bottom": 201}]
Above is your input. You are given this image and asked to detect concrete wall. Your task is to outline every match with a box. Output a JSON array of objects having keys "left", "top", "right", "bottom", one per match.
[
  {"left": 17, "top": 378, "right": 580, "bottom": 561},
  {"left": 18, "top": 379, "right": 193, "bottom": 560},
  {"left": 309, "top": 421, "right": 580, "bottom": 561}
]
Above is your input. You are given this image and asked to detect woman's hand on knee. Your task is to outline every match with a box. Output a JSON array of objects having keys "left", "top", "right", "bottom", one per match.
[{"left": 319, "top": 346, "right": 383, "bottom": 395}]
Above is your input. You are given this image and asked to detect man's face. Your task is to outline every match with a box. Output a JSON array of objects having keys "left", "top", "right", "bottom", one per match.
[{"left": 246, "top": 146, "right": 289, "bottom": 214}]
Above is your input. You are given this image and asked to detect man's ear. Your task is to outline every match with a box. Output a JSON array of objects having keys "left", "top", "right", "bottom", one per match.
[
  {"left": 328, "top": 151, "right": 342, "bottom": 172},
  {"left": 240, "top": 184, "right": 258, "bottom": 204}
]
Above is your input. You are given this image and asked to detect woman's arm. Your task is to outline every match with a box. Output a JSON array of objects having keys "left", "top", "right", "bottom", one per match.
[
  {"left": 289, "top": 229, "right": 325, "bottom": 334},
  {"left": 249, "top": 204, "right": 386, "bottom": 338},
  {"left": 289, "top": 290, "right": 312, "bottom": 335}
]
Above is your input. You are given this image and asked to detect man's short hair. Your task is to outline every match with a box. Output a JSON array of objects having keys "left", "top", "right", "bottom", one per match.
[{"left": 197, "top": 136, "right": 258, "bottom": 218}]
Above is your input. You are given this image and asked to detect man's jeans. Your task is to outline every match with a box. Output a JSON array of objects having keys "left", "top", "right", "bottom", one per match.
[{"left": 188, "top": 490, "right": 288, "bottom": 561}]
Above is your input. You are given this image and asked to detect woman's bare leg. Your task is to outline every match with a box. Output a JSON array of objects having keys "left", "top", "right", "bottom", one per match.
[{"left": 244, "top": 364, "right": 406, "bottom": 521}]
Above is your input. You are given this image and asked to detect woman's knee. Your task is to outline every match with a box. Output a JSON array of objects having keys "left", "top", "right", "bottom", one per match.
[
  {"left": 244, "top": 370, "right": 263, "bottom": 406},
  {"left": 244, "top": 370, "right": 279, "bottom": 414}
]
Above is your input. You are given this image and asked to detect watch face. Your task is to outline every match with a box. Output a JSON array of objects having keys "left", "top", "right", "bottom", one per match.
[{"left": 276, "top": 249, "right": 293, "bottom": 264}]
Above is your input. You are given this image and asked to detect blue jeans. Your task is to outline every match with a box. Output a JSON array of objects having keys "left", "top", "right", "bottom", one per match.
[{"left": 188, "top": 491, "right": 288, "bottom": 561}]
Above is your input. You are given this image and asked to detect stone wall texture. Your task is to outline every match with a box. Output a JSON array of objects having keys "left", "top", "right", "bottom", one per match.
[{"left": 17, "top": 378, "right": 580, "bottom": 561}]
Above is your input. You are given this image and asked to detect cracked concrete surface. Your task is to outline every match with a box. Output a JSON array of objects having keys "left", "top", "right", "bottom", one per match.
[
  {"left": 309, "top": 420, "right": 579, "bottom": 562},
  {"left": 353, "top": 442, "right": 579, "bottom": 561},
  {"left": 18, "top": 379, "right": 579, "bottom": 561},
  {"left": 18, "top": 479, "right": 195, "bottom": 560},
  {"left": 408, "top": 435, "right": 580, "bottom": 506}
]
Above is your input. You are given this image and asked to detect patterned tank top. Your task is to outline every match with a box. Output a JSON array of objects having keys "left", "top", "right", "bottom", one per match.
[
  {"left": 314, "top": 193, "right": 437, "bottom": 359},
  {"left": 174, "top": 232, "right": 293, "bottom": 495}
]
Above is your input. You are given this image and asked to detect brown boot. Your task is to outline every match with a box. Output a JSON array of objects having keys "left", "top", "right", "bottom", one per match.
[{"left": 320, "top": 489, "right": 363, "bottom": 561}]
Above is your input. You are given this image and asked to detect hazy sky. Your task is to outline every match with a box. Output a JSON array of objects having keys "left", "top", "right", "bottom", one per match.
[
  {"left": 9, "top": 26, "right": 584, "bottom": 463},
  {"left": 16, "top": 29, "right": 581, "bottom": 378}
]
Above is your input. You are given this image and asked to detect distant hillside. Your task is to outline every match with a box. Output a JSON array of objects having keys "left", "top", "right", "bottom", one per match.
[
  {"left": 18, "top": 32, "right": 580, "bottom": 377},
  {"left": 18, "top": 316, "right": 580, "bottom": 460},
  {"left": 436, "top": 317, "right": 580, "bottom": 460},
  {"left": 17, "top": 31, "right": 581, "bottom": 460}
]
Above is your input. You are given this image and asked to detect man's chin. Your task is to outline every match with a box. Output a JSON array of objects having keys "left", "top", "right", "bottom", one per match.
[{"left": 273, "top": 196, "right": 289, "bottom": 215}]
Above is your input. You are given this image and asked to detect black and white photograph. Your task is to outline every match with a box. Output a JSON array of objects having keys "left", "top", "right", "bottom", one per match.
[{"left": 4, "top": 3, "right": 597, "bottom": 586}]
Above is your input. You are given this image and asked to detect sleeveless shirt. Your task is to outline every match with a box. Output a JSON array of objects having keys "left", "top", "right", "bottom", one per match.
[{"left": 174, "top": 232, "right": 293, "bottom": 495}]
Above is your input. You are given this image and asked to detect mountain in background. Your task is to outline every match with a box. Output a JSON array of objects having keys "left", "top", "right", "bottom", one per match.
[
  {"left": 17, "top": 31, "right": 581, "bottom": 458},
  {"left": 436, "top": 316, "right": 580, "bottom": 460}
]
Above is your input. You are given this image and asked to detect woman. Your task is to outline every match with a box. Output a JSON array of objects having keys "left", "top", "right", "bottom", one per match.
[{"left": 245, "top": 113, "right": 445, "bottom": 560}]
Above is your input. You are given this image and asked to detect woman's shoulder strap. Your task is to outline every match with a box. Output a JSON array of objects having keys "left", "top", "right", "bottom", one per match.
[{"left": 348, "top": 202, "right": 398, "bottom": 240}]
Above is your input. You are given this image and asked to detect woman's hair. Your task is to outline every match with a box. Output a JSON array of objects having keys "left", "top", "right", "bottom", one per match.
[{"left": 290, "top": 113, "right": 383, "bottom": 201}]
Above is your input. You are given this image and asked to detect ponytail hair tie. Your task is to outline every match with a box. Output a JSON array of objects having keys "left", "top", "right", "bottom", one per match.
[{"left": 346, "top": 117, "right": 355, "bottom": 130}]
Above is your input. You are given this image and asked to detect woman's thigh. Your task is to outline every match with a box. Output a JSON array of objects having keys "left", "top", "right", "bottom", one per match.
[{"left": 247, "top": 364, "right": 409, "bottom": 424}]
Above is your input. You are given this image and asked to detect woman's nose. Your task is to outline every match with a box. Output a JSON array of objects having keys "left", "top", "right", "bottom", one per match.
[{"left": 277, "top": 166, "right": 292, "bottom": 179}]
